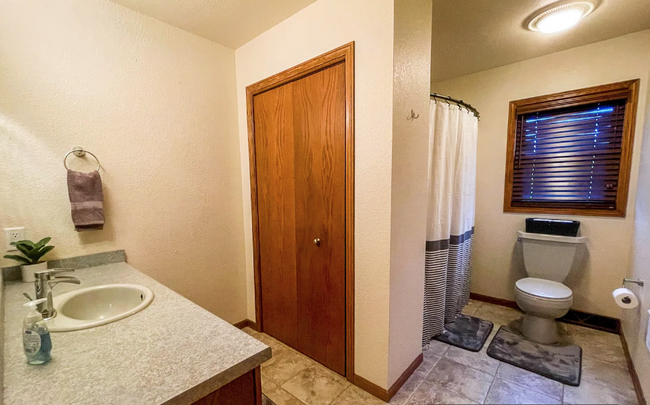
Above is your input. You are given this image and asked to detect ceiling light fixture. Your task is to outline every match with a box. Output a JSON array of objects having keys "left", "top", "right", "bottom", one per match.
[{"left": 528, "top": 1, "right": 595, "bottom": 34}]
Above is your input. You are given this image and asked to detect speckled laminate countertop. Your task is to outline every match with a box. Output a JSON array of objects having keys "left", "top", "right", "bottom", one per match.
[{"left": 2, "top": 262, "right": 271, "bottom": 405}]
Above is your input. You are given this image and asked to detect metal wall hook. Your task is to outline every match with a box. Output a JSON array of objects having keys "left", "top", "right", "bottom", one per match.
[{"left": 407, "top": 109, "right": 420, "bottom": 121}]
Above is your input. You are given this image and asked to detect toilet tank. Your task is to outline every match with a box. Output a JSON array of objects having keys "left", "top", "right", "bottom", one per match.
[{"left": 517, "top": 231, "right": 587, "bottom": 282}]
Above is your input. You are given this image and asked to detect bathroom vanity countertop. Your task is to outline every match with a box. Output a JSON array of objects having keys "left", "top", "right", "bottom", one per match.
[{"left": 2, "top": 262, "right": 271, "bottom": 405}]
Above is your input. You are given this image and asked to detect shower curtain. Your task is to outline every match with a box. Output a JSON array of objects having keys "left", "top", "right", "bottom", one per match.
[{"left": 422, "top": 99, "right": 479, "bottom": 345}]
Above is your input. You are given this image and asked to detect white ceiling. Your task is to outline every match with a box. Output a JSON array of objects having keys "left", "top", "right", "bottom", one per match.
[
  {"left": 110, "top": 0, "right": 316, "bottom": 49},
  {"left": 431, "top": 0, "right": 650, "bottom": 83}
]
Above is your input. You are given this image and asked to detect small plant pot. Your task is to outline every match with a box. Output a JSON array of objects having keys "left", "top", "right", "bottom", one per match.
[{"left": 21, "top": 262, "right": 46, "bottom": 283}]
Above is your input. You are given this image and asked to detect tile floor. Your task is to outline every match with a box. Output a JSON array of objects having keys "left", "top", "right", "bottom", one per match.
[{"left": 244, "top": 300, "right": 639, "bottom": 405}]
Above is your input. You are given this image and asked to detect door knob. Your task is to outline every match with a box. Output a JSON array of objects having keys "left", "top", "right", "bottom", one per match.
[{"left": 313, "top": 238, "right": 321, "bottom": 246}]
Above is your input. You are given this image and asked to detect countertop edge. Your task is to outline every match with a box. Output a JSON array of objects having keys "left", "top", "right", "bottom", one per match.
[
  {"left": 164, "top": 346, "right": 272, "bottom": 405},
  {"left": 2, "top": 261, "right": 272, "bottom": 405}
]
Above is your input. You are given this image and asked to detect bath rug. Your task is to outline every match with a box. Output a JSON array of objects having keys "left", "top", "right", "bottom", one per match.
[
  {"left": 434, "top": 314, "right": 494, "bottom": 352},
  {"left": 487, "top": 326, "right": 582, "bottom": 386},
  {"left": 262, "top": 394, "right": 276, "bottom": 405}
]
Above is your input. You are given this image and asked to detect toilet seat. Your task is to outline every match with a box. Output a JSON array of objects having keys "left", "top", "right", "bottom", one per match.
[{"left": 515, "top": 277, "right": 572, "bottom": 300}]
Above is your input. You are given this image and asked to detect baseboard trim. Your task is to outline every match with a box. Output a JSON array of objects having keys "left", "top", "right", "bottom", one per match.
[
  {"left": 352, "top": 375, "right": 389, "bottom": 402},
  {"left": 469, "top": 293, "right": 620, "bottom": 334},
  {"left": 470, "top": 293, "right": 518, "bottom": 309},
  {"left": 388, "top": 352, "right": 424, "bottom": 398},
  {"left": 620, "top": 328, "right": 647, "bottom": 405},
  {"left": 233, "top": 319, "right": 259, "bottom": 331},
  {"left": 353, "top": 353, "right": 423, "bottom": 402}
]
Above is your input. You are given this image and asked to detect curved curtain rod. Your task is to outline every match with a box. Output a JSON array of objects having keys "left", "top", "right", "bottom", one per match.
[{"left": 430, "top": 93, "right": 480, "bottom": 120}]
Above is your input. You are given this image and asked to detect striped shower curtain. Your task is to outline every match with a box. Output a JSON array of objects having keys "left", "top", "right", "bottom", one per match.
[{"left": 422, "top": 100, "right": 478, "bottom": 345}]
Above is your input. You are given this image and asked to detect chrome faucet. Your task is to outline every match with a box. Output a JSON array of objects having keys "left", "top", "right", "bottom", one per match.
[{"left": 33, "top": 268, "right": 81, "bottom": 319}]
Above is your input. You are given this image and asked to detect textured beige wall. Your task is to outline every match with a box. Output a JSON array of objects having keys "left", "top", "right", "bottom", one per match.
[
  {"left": 0, "top": 274, "right": 3, "bottom": 405},
  {"left": 432, "top": 30, "right": 650, "bottom": 318},
  {"left": 387, "top": 0, "right": 431, "bottom": 388},
  {"left": 235, "top": 0, "right": 395, "bottom": 388},
  {"left": 0, "top": 0, "right": 248, "bottom": 323},
  {"left": 623, "top": 61, "right": 650, "bottom": 398}
]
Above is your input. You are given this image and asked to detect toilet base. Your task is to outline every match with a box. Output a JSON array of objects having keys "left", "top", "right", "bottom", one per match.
[{"left": 521, "top": 313, "right": 559, "bottom": 344}]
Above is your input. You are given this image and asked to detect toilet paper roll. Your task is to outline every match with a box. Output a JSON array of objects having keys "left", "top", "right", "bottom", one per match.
[{"left": 612, "top": 288, "right": 639, "bottom": 309}]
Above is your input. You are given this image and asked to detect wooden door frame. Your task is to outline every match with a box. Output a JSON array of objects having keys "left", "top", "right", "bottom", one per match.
[{"left": 245, "top": 42, "right": 355, "bottom": 381}]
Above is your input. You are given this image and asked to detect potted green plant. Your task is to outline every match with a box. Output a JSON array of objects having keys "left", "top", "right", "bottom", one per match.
[{"left": 3, "top": 238, "right": 55, "bottom": 283}]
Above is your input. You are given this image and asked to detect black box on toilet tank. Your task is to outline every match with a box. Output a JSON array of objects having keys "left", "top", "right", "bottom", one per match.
[{"left": 525, "top": 218, "right": 580, "bottom": 237}]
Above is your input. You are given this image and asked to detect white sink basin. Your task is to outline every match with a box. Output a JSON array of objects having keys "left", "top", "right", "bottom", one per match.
[{"left": 46, "top": 284, "right": 154, "bottom": 332}]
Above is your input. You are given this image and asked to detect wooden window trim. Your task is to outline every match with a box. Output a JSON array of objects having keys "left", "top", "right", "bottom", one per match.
[{"left": 503, "top": 79, "right": 640, "bottom": 217}]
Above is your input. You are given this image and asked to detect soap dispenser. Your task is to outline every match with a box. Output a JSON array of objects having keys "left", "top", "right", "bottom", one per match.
[{"left": 23, "top": 298, "right": 52, "bottom": 365}]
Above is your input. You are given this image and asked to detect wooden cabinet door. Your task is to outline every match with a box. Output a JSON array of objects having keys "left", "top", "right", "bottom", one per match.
[{"left": 253, "top": 62, "right": 346, "bottom": 375}]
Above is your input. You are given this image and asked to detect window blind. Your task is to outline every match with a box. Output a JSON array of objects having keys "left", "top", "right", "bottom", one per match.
[{"left": 512, "top": 100, "right": 626, "bottom": 210}]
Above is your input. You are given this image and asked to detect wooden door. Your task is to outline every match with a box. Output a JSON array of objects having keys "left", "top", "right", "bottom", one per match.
[{"left": 253, "top": 62, "right": 347, "bottom": 375}]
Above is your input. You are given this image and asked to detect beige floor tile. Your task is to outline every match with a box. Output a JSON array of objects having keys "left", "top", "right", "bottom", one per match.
[
  {"left": 262, "top": 376, "right": 306, "bottom": 405},
  {"left": 423, "top": 339, "right": 450, "bottom": 358},
  {"left": 331, "top": 385, "right": 385, "bottom": 405},
  {"left": 562, "top": 356, "right": 638, "bottom": 405},
  {"left": 261, "top": 343, "right": 289, "bottom": 368},
  {"left": 580, "top": 357, "right": 634, "bottom": 390},
  {"left": 474, "top": 303, "right": 523, "bottom": 327},
  {"left": 408, "top": 378, "right": 479, "bottom": 404},
  {"left": 462, "top": 299, "right": 483, "bottom": 316},
  {"left": 485, "top": 378, "right": 561, "bottom": 404},
  {"left": 262, "top": 373, "right": 275, "bottom": 393},
  {"left": 255, "top": 306, "right": 638, "bottom": 405},
  {"left": 263, "top": 345, "right": 314, "bottom": 385},
  {"left": 255, "top": 332, "right": 288, "bottom": 351},
  {"left": 282, "top": 364, "right": 349, "bottom": 405},
  {"left": 481, "top": 323, "right": 502, "bottom": 349},
  {"left": 564, "top": 378, "right": 638, "bottom": 405},
  {"left": 415, "top": 350, "right": 443, "bottom": 379},
  {"left": 420, "top": 347, "right": 444, "bottom": 371},
  {"left": 423, "top": 357, "right": 494, "bottom": 403},
  {"left": 389, "top": 351, "right": 442, "bottom": 404},
  {"left": 486, "top": 323, "right": 501, "bottom": 339},
  {"left": 389, "top": 366, "right": 428, "bottom": 404},
  {"left": 580, "top": 340, "right": 628, "bottom": 369},
  {"left": 565, "top": 324, "right": 622, "bottom": 348},
  {"left": 444, "top": 345, "right": 500, "bottom": 375},
  {"left": 495, "top": 363, "right": 563, "bottom": 400},
  {"left": 388, "top": 381, "right": 417, "bottom": 405}
]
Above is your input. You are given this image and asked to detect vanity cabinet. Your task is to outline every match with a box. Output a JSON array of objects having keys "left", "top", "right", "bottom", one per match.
[{"left": 191, "top": 366, "right": 262, "bottom": 405}]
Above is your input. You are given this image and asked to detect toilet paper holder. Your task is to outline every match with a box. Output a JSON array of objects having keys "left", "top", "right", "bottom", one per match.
[{"left": 623, "top": 278, "right": 645, "bottom": 287}]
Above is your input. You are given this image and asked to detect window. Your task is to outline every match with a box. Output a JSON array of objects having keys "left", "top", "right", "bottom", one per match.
[{"left": 504, "top": 80, "right": 639, "bottom": 217}]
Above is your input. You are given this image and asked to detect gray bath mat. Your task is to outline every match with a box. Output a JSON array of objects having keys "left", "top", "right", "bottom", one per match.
[
  {"left": 487, "top": 326, "right": 582, "bottom": 386},
  {"left": 435, "top": 314, "right": 494, "bottom": 352},
  {"left": 262, "top": 394, "right": 276, "bottom": 405}
]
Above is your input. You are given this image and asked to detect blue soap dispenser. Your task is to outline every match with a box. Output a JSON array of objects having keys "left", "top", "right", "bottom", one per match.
[{"left": 23, "top": 298, "right": 52, "bottom": 365}]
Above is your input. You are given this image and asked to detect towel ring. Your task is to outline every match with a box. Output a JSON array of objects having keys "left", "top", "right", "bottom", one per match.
[{"left": 64, "top": 147, "right": 101, "bottom": 172}]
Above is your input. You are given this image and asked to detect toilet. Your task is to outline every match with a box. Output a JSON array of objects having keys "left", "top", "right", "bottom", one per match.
[{"left": 515, "top": 230, "right": 587, "bottom": 344}]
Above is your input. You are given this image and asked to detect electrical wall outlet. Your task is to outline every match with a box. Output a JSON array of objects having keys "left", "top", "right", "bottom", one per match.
[{"left": 4, "top": 227, "right": 25, "bottom": 251}]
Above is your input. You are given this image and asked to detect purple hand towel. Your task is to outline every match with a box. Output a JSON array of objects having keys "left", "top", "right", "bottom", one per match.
[{"left": 67, "top": 170, "right": 105, "bottom": 231}]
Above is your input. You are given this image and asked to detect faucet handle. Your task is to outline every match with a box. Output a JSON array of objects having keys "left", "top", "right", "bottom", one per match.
[
  {"left": 48, "top": 276, "right": 81, "bottom": 287},
  {"left": 34, "top": 268, "right": 75, "bottom": 280},
  {"left": 34, "top": 268, "right": 74, "bottom": 275}
]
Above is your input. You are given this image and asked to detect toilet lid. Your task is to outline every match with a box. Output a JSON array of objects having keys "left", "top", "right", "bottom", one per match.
[{"left": 516, "top": 277, "right": 572, "bottom": 299}]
